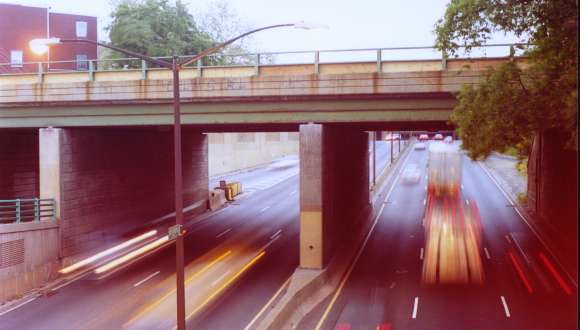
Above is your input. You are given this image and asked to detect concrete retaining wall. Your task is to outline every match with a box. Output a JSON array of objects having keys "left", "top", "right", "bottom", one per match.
[
  {"left": 208, "top": 132, "right": 298, "bottom": 177},
  {"left": 0, "top": 221, "right": 59, "bottom": 303},
  {"left": 40, "top": 127, "right": 208, "bottom": 259}
]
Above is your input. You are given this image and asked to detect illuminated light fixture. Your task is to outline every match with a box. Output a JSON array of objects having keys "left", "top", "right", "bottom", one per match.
[
  {"left": 59, "top": 230, "right": 158, "bottom": 274},
  {"left": 95, "top": 235, "right": 169, "bottom": 274},
  {"left": 292, "top": 21, "right": 329, "bottom": 30},
  {"left": 29, "top": 38, "right": 61, "bottom": 55}
]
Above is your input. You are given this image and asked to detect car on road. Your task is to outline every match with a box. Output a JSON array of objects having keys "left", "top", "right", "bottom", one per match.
[
  {"left": 384, "top": 133, "right": 401, "bottom": 141},
  {"left": 419, "top": 134, "right": 429, "bottom": 141},
  {"left": 414, "top": 142, "right": 426, "bottom": 150},
  {"left": 444, "top": 136, "right": 453, "bottom": 143},
  {"left": 433, "top": 133, "right": 444, "bottom": 140},
  {"left": 402, "top": 163, "right": 421, "bottom": 183}
]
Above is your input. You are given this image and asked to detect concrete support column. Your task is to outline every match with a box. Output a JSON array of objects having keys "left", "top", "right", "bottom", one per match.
[
  {"left": 299, "top": 124, "right": 324, "bottom": 269},
  {"left": 299, "top": 124, "right": 370, "bottom": 269}
]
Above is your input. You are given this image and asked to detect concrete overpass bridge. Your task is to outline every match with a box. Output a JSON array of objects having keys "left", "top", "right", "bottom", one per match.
[{"left": 1, "top": 45, "right": 540, "bottom": 304}]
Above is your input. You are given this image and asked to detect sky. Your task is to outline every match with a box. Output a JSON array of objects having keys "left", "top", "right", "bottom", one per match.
[{"left": 2, "top": 0, "right": 521, "bottom": 60}]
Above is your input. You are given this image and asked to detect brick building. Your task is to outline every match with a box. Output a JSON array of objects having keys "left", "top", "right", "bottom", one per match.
[{"left": 0, "top": 3, "right": 97, "bottom": 73}]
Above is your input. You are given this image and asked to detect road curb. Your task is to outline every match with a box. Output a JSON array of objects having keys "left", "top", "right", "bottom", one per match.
[
  {"left": 477, "top": 161, "right": 578, "bottom": 287},
  {"left": 253, "top": 141, "right": 414, "bottom": 329}
]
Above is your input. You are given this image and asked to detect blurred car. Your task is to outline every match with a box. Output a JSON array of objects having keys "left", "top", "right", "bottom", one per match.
[
  {"left": 414, "top": 142, "right": 426, "bottom": 150},
  {"left": 433, "top": 133, "right": 444, "bottom": 140},
  {"left": 444, "top": 136, "right": 453, "bottom": 143},
  {"left": 384, "top": 133, "right": 401, "bottom": 141},
  {"left": 402, "top": 164, "right": 421, "bottom": 183},
  {"left": 419, "top": 134, "right": 429, "bottom": 141}
]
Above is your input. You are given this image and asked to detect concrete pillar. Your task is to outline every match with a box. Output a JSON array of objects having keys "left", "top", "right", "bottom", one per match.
[
  {"left": 299, "top": 124, "right": 370, "bottom": 269},
  {"left": 299, "top": 124, "right": 324, "bottom": 269}
]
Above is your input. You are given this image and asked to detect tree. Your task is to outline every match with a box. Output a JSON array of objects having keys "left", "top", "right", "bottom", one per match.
[
  {"left": 105, "top": 0, "right": 259, "bottom": 68},
  {"left": 105, "top": 0, "right": 214, "bottom": 66},
  {"left": 434, "top": 0, "right": 577, "bottom": 160}
]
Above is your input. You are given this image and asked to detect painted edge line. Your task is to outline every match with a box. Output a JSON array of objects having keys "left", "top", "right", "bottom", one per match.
[
  {"left": 244, "top": 276, "right": 293, "bottom": 330},
  {"left": 0, "top": 297, "right": 37, "bottom": 317},
  {"left": 477, "top": 162, "right": 577, "bottom": 288}
]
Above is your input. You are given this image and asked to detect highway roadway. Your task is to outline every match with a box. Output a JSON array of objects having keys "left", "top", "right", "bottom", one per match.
[
  {"left": 0, "top": 141, "right": 393, "bottom": 329},
  {"left": 302, "top": 141, "right": 577, "bottom": 330}
]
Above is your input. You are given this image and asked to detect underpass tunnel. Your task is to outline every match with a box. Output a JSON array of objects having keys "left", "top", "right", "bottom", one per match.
[{"left": 38, "top": 126, "right": 208, "bottom": 260}]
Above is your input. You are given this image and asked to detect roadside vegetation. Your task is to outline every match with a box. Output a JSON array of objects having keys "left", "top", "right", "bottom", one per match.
[
  {"left": 101, "top": 0, "right": 259, "bottom": 68},
  {"left": 435, "top": 0, "right": 577, "bottom": 161}
]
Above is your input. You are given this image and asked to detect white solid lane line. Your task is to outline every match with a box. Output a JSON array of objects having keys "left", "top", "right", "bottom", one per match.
[
  {"left": 484, "top": 247, "right": 491, "bottom": 259},
  {"left": 211, "top": 270, "right": 231, "bottom": 287},
  {"left": 500, "top": 296, "right": 511, "bottom": 318},
  {"left": 133, "top": 271, "right": 160, "bottom": 288},
  {"left": 0, "top": 297, "right": 37, "bottom": 317},
  {"left": 270, "top": 229, "right": 282, "bottom": 240},
  {"left": 216, "top": 228, "right": 231, "bottom": 238},
  {"left": 259, "top": 206, "right": 270, "bottom": 213},
  {"left": 412, "top": 297, "right": 419, "bottom": 319},
  {"left": 420, "top": 248, "right": 424, "bottom": 260}
]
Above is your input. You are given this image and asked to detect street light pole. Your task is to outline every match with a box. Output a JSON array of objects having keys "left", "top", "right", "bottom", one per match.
[{"left": 171, "top": 55, "right": 186, "bottom": 330}]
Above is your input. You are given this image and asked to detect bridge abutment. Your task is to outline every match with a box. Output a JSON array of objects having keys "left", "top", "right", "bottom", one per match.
[{"left": 39, "top": 127, "right": 208, "bottom": 259}]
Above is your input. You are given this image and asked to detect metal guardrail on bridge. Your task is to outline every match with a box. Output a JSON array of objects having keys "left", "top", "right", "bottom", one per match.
[
  {"left": 0, "top": 198, "right": 56, "bottom": 224},
  {"left": 0, "top": 43, "right": 531, "bottom": 79}
]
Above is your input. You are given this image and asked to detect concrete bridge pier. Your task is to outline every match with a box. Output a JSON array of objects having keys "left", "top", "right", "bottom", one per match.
[{"left": 299, "top": 124, "right": 371, "bottom": 269}]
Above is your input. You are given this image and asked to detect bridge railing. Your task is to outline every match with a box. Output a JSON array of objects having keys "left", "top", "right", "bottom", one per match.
[
  {"left": 0, "top": 198, "right": 56, "bottom": 224},
  {"left": 0, "top": 43, "right": 530, "bottom": 77}
]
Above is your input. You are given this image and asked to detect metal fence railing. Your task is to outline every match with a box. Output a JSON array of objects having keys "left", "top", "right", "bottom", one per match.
[
  {"left": 0, "top": 43, "right": 531, "bottom": 77},
  {"left": 0, "top": 198, "right": 56, "bottom": 224}
]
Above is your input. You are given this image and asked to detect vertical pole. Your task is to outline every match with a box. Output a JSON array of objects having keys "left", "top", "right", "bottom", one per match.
[
  {"left": 88, "top": 60, "right": 94, "bottom": 81},
  {"left": 390, "top": 132, "right": 393, "bottom": 165},
  {"left": 314, "top": 51, "right": 320, "bottom": 74},
  {"left": 34, "top": 198, "right": 40, "bottom": 221},
  {"left": 141, "top": 60, "right": 147, "bottom": 80},
  {"left": 46, "top": 6, "right": 51, "bottom": 71},
  {"left": 372, "top": 132, "right": 376, "bottom": 186},
  {"left": 255, "top": 53, "right": 260, "bottom": 76},
  {"left": 398, "top": 131, "right": 401, "bottom": 153},
  {"left": 16, "top": 199, "right": 21, "bottom": 223},
  {"left": 376, "top": 49, "right": 382, "bottom": 73},
  {"left": 173, "top": 56, "right": 186, "bottom": 330}
]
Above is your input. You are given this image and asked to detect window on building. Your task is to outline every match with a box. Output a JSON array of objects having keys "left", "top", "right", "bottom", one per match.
[
  {"left": 76, "top": 54, "right": 88, "bottom": 71},
  {"left": 76, "top": 21, "right": 88, "bottom": 38},
  {"left": 10, "top": 50, "right": 23, "bottom": 67}
]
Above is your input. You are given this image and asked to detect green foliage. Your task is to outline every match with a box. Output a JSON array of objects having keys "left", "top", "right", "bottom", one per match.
[
  {"left": 516, "top": 159, "right": 527, "bottom": 177},
  {"left": 435, "top": 0, "right": 578, "bottom": 159},
  {"left": 105, "top": 0, "right": 214, "bottom": 67}
]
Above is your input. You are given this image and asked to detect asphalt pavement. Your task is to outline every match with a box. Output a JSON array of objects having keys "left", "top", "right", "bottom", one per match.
[{"left": 305, "top": 141, "right": 577, "bottom": 330}]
